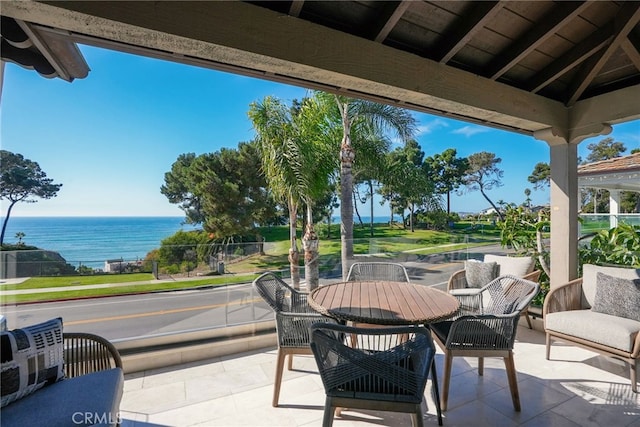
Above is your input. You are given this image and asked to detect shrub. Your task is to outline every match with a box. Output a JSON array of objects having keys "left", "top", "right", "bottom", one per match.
[{"left": 579, "top": 223, "right": 640, "bottom": 268}]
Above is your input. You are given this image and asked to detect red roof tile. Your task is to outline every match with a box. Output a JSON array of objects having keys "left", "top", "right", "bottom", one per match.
[{"left": 578, "top": 152, "right": 640, "bottom": 176}]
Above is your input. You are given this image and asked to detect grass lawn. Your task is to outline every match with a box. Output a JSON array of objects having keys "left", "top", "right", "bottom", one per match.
[
  {"left": 1, "top": 274, "right": 259, "bottom": 305},
  {"left": 2, "top": 221, "right": 499, "bottom": 304}
]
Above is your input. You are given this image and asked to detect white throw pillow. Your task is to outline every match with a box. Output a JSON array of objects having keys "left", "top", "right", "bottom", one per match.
[{"left": 484, "top": 254, "right": 535, "bottom": 278}]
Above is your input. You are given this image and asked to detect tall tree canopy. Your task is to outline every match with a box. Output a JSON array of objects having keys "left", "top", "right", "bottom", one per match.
[
  {"left": 581, "top": 137, "right": 636, "bottom": 213},
  {"left": 0, "top": 150, "right": 62, "bottom": 246},
  {"left": 161, "top": 153, "right": 203, "bottom": 225},
  {"left": 527, "top": 162, "right": 550, "bottom": 190},
  {"left": 379, "top": 140, "right": 433, "bottom": 232},
  {"left": 423, "top": 148, "right": 468, "bottom": 214},
  {"left": 161, "top": 142, "right": 274, "bottom": 238},
  {"left": 585, "top": 137, "right": 626, "bottom": 163},
  {"left": 461, "top": 151, "right": 505, "bottom": 221},
  {"left": 249, "top": 95, "right": 335, "bottom": 289},
  {"left": 315, "top": 92, "right": 417, "bottom": 279}
]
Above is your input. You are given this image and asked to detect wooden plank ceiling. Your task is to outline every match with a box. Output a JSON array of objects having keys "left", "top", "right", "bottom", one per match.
[
  {"left": 246, "top": 0, "right": 640, "bottom": 107},
  {"left": 1, "top": 1, "right": 638, "bottom": 131}
]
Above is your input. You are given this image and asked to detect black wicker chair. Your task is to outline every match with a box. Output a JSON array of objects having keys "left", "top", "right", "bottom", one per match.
[
  {"left": 346, "top": 262, "right": 410, "bottom": 283},
  {"left": 311, "top": 323, "right": 442, "bottom": 427},
  {"left": 431, "top": 275, "right": 539, "bottom": 411},
  {"left": 253, "top": 271, "right": 334, "bottom": 407}
]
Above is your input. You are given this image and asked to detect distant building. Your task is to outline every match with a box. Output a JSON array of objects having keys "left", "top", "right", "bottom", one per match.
[{"left": 104, "top": 259, "right": 127, "bottom": 273}]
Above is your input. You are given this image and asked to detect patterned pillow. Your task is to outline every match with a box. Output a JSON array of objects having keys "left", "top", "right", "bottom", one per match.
[
  {"left": 464, "top": 260, "right": 498, "bottom": 288},
  {"left": 591, "top": 272, "right": 640, "bottom": 322},
  {"left": 0, "top": 317, "right": 64, "bottom": 407}
]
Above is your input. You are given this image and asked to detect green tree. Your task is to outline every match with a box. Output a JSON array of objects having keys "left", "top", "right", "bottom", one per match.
[
  {"left": 528, "top": 162, "right": 550, "bottom": 190},
  {"left": 160, "top": 153, "right": 204, "bottom": 225},
  {"left": 249, "top": 96, "right": 334, "bottom": 289},
  {"left": 423, "top": 148, "right": 468, "bottom": 215},
  {"left": 461, "top": 151, "right": 505, "bottom": 221},
  {"left": 316, "top": 93, "right": 417, "bottom": 278},
  {"left": 351, "top": 131, "right": 392, "bottom": 236},
  {"left": 380, "top": 140, "right": 433, "bottom": 232},
  {"left": 585, "top": 137, "right": 626, "bottom": 162},
  {"left": 0, "top": 150, "right": 62, "bottom": 246},
  {"left": 524, "top": 188, "right": 532, "bottom": 209},
  {"left": 294, "top": 96, "right": 336, "bottom": 290},
  {"left": 249, "top": 96, "right": 304, "bottom": 287},
  {"left": 161, "top": 144, "right": 273, "bottom": 240},
  {"left": 581, "top": 137, "right": 628, "bottom": 213},
  {"left": 15, "top": 232, "right": 25, "bottom": 246}
]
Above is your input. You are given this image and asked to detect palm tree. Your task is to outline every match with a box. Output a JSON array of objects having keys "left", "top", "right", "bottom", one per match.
[
  {"left": 249, "top": 96, "right": 307, "bottom": 289},
  {"left": 249, "top": 96, "right": 335, "bottom": 290},
  {"left": 15, "top": 232, "right": 25, "bottom": 245},
  {"left": 316, "top": 93, "right": 417, "bottom": 278},
  {"left": 293, "top": 97, "right": 336, "bottom": 290}
]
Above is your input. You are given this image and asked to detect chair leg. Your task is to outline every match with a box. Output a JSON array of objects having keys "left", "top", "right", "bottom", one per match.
[
  {"left": 441, "top": 352, "right": 453, "bottom": 411},
  {"left": 478, "top": 357, "right": 484, "bottom": 376},
  {"left": 545, "top": 334, "right": 551, "bottom": 360},
  {"left": 504, "top": 352, "right": 521, "bottom": 411},
  {"left": 323, "top": 397, "right": 335, "bottom": 427},
  {"left": 525, "top": 310, "right": 533, "bottom": 329},
  {"left": 412, "top": 406, "right": 424, "bottom": 427},
  {"left": 272, "top": 349, "right": 286, "bottom": 407},
  {"left": 287, "top": 354, "right": 294, "bottom": 370},
  {"left": 430, "top": 361, "right": 443, "bottom": 426},
  {"left": 631, "top": 360, "right": 637, "bottom": 393}
]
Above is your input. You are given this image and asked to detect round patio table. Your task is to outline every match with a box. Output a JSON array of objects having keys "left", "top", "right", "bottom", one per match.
[{"left": 309, "top": 280, "right": 460, "bottom": 325}]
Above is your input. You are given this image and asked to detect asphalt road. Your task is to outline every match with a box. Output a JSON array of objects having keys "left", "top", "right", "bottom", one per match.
[{"left": 2, "top": 245, "right": 506, "bottom": 342}]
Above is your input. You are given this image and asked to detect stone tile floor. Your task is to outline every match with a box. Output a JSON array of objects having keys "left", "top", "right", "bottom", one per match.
[{"left": 120, "top": 325, "right": 639, "bottom": 427}]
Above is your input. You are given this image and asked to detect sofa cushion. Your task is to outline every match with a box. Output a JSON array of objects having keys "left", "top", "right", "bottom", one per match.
[
  {"left": 582, "top": 264, "right": 640, "bottom": 308},
  {"left": 592, "top": 272, "right": 640, "bottom": 322},
  {"left": 0, "top": 318, "right": 64, "bottom": 408},
  {"left": 546, "top": 310, "right": 640, "bottom": 353},
  {"left": 483, "top": 255, "right": 535, "bottom": 278},
  {"left": 1, "top": 368, "right": 124, "bottom": 427},
  {"left": 464, "top": 260, "right": 498, "bottom": 288}
]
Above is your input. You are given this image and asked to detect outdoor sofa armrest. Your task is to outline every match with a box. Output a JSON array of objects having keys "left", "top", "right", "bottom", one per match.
[
  {"left": 447, "top": 269, "right": 468, "bottom": 292},
  {"left": 523, "top": 270, "right": 542, "bottom": 282},
  {"left": 542, "top": 278, "right": 583, "bottom": 318}
]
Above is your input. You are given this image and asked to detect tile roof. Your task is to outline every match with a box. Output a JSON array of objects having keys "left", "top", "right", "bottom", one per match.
[{"left": 578, "top": 152, "right": 640, "bottom": 175}]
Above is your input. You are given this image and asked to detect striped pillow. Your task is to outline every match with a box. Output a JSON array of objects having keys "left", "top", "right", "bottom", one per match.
[{"left": 0, "top": 318, "right": 65, "bottom": 407}]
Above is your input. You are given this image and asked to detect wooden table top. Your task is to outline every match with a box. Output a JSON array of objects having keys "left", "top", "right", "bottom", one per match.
[{"left": 309, "top": 281, "right": 460, "bottom": 325}]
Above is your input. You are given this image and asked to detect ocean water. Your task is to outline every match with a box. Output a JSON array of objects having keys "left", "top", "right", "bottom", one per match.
[
  {"left": 3, "top": 217, "right": 199, "bottom": 268},
  {"left": 2, "top": 215, "right": 399, "bottom": 269}
]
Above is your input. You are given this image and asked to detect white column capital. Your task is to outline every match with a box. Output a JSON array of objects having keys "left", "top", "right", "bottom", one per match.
[
  {"left": 533, "top": 127, "right": 568, "bottom": 146},
  {"left": 534, "top": 123, "right": 613, "bottom": 146}
]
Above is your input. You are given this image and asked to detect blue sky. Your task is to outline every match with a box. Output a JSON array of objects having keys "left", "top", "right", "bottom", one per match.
[{"left": 2, "top": 45, "right": 639, "bottom": 218}]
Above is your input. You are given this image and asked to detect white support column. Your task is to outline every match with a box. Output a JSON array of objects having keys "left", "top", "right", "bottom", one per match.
[
  {"left": 609, "top": 189, "right": 620, "bottom": 229},
  {"left": 534, "top": 124, "right": 611, "bottom": 288}
]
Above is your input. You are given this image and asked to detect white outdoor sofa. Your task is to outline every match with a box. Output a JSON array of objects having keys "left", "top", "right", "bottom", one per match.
[{"left": 544, "top": 264, "right": 640, "bottom": 392}]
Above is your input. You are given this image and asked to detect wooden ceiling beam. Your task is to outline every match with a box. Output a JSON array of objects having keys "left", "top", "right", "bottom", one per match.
[
  {"left": 371, "top": 1, "right": 410, "bottom": 43},
  {"left": 620, "top": 38, "right": 640, "bottom": 71},
  {"left": 487, "top": 1, "right": 592, "bottom": 80},
  {"left": 566, "top": 2, "right": 640, "bottom": 106},
  {"left": 288, "top": 1, "right": 304, "bottom": 18},
  {"left": 3, "top": 0, "right": 569, "bottom": 132},
  {"left": 436, "top": 1, "right": 505, "bottom": 64},
  {"left": 527, "top": 22, "right": 613, "bottom": 94}
]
